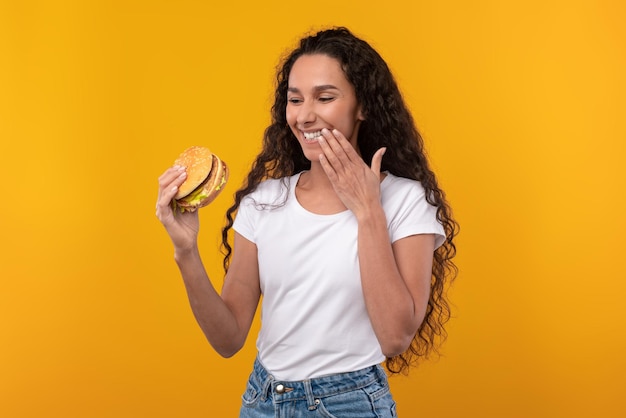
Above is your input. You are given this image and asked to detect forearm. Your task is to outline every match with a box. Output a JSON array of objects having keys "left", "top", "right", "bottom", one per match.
[
  {"left": 174, "top": 247, "right": 246, "bottom": 357},
  {"left": 357, "top": 206, "right": 423, "bottom": 357}
]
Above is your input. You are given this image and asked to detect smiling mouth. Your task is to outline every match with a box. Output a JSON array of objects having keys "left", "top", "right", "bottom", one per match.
[{"left": 303, "top": 130, "right": 323, "bottom": 140}]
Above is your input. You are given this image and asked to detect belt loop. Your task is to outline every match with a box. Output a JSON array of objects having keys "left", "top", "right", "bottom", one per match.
[
  {"left": 255, "top": 357, "right": 274, "bottom": 401},
  {"left": 261, "top": 374, "right": 274, "bottom": 401},
  {"left": 375, "top": 364, "right": 389, "bottom": 386},
  {"left": 304, "top": 380, "right": 317, "bottom": 410}
]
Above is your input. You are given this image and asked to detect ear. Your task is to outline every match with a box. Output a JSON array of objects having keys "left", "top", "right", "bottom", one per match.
[{"left": 357, "top": 105, "right": 365, "bottom": 121}]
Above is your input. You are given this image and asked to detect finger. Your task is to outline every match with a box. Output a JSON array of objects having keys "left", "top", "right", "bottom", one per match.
[
  {"left": 158, "top": 166, "right": 186, "bottom": 191},
  {"left": 318, "top": 128, "right": 360, "bottom": 173},
  {"left": 158, "top": 165, "right": 186, "bottom": 189},
  {"left": 317, "top": 130, "right": 344, "bottom": 172},
  {"left": 156, "top": 168, "right": 187, "bottom": 217},
  {"left": 328, "top": 128, "right": 361, "bottom": 163},
  {"left": 319, "top": 129, "right": 348, "bottom": 164},
  {"left": 370, "top": 147, "right": 386, "bottom": 176},
  {"left": 318, "top": 151, "right": 339, "bottom": 184}
]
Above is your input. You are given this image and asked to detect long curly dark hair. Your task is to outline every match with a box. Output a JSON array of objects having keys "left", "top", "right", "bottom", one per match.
[{"left": 221, "top": 27, "right": 459, "bottom": 374}]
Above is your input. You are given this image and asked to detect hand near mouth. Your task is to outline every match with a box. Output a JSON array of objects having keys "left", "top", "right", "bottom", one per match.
[{"left": 317, "top": 128, "right": 386, "bottom": 219}]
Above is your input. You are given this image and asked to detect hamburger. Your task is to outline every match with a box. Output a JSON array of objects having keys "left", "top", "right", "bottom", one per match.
[{"left": 172, "top": 146, "right": 229, "bottom": 212}]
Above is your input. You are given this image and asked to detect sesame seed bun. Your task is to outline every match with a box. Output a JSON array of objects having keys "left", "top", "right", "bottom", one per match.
[{"left": 173, "top": 146, "right": 214, "bottom": 200}]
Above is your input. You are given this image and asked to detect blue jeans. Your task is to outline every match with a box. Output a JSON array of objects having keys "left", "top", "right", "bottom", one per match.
[{"left": 239, "top": 357, "right": 398, "bottom": 417}]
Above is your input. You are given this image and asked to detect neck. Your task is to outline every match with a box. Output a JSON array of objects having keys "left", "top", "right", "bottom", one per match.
[
  {"left": 299, "top": 163, "right": 334, "bottom": 190},
  {"left": 295, "top": 163, "right": 348, "bottom": 214}
]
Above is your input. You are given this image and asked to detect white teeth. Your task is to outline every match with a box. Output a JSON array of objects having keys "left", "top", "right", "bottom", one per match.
[{"left": 303, "top": 131, "right": 322, "bottom": 140}]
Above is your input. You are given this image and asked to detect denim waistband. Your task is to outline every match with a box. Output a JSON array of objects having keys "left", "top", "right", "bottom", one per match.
[{"left": 251, "top": 356, "right": 388, "bottom": 408}]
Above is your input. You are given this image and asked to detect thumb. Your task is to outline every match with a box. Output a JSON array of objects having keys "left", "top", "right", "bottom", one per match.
[{"left": 370, "top": 147, "right": 386, "bottom": 175}]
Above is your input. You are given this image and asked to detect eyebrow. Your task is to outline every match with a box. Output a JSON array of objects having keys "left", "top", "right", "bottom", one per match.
[{"left": 287, "top": 84, "right": 340, "bottom": 93}]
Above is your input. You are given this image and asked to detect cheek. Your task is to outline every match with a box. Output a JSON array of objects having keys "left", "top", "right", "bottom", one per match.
[
  {"left": 332, "top": 104, "right": 357, "bottom": 122},
  {"left": 285, "top": 109, "right": 299, "bottom": 137},
  {"left": 333, "top": 109, "right": 360, "bottom": 132},
  {"left": 285, "top": 106, "right": 297, "bottom": 125}
]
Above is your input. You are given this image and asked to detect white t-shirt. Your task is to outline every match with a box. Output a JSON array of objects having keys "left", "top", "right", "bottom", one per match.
[{"left": 233, "top": 172, "right": 445, "bottom": 380}]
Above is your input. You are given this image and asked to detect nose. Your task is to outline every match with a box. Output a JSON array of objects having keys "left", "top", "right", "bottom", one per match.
[{"left": 295, "top": 100, "right": 316, "bottom": 126}]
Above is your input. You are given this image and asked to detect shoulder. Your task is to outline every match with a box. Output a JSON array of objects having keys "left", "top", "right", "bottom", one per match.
[
  {"left": 234, "top": 175, "right": 296, "bottom": 238},
  {"left": 253, "top": 177, "right": 287, "bottom": 195},
  {"left": 381, "top": 173, "right": 445, "bottom": 247},
  {"left": 380, "top": 172, "right": 437, "bottom": 216},
  {"left": 242, "top": 173, "right": 299, "bottom": 206},
  {"left": 381, "top": 173, "right": 427, "bottom": 199}
]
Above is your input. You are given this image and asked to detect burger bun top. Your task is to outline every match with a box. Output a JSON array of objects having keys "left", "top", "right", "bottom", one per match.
[
  {"left": 173, "top": 146, "right": 214, "bottom": 199},
  {"left": 176, "top": 156, "right": 228, "bottom": 210}
]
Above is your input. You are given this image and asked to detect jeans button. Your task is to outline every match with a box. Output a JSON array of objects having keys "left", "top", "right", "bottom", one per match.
[{"left": 275, "top": 384, "right": 285, "bottom": 394}]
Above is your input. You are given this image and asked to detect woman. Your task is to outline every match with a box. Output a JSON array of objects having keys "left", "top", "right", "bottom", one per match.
[{"left": 157, "top": 27, "right": 458, "bottom": 417}]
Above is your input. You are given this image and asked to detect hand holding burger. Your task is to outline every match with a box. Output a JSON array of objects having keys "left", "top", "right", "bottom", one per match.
[{"left": 172, "top": 146, "right": 229, "bottom": 212}]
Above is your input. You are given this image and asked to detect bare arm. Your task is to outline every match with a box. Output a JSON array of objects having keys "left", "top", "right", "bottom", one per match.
[
  {"left": 317, "top": 129, "right": 435, "bottom": 356},
  {"left": 356, "top": 208, "right": 435, "bottom": 356},
  {"left": 156, "top": 166, "right": 260, "bottom": 357},
  {"left": 175, "top": 233, "right": 260, "bottom": 357}
]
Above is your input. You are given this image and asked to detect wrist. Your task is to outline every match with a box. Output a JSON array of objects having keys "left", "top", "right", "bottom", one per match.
[
  {"left": 355, "top": 203, "right": 386, "bottom": 225},
  {"left": 174, "top": 244, "right": 200, "bottom": 264}
]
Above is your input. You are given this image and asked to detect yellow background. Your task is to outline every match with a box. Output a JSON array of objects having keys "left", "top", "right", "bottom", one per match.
[{"left": 1, "top": 0, "right": 625, "bottom": 417}]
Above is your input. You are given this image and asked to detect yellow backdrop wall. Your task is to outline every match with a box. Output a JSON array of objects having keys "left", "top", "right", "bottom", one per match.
[{"left": 1, "top": 0, "right": 624, "bottom": 417}]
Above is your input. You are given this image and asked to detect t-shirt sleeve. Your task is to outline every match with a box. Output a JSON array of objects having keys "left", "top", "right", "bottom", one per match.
[
  {"left": 232, "top": 195, "right": 257, "bottom": 243},
  {"left": 385, "top": 179, "right": 446, "bottom": 250}
]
